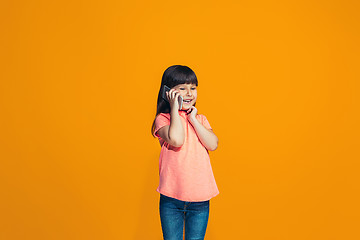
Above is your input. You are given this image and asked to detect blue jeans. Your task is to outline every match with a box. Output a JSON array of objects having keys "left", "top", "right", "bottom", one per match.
[{"left": 159, "top": 194, "right": 210, "bottom": 240}]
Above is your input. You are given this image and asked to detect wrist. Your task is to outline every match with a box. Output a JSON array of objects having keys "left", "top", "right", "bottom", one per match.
[
  {"left": 170, "top": 108, "right": 180, "bottom": 115},
  {"left": 188, "top": 115, "right": 198, "bottom": 124}
]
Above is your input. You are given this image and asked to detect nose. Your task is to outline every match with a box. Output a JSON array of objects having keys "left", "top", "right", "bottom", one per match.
[{"left": 186, "top": 89, "right": 192, "bottom": 96}]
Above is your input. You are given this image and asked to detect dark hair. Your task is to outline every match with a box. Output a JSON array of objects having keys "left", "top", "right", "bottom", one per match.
[{"left": 151, "top": 65, "right": 198, "bottom": 137}]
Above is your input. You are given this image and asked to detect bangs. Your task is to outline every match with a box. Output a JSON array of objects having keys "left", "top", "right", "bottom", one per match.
[
  {"left": 175, "top": 72, "right": 198, "bottom": 86},
  {"left": 165, "top": 65, "right": 198, "bottom": 88}
]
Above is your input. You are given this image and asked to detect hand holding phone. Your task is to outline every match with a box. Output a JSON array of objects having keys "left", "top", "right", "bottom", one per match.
[{"left": 162, "top": 85, "right": 183, "bottom": 110}]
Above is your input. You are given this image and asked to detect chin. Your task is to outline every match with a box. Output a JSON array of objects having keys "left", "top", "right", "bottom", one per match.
[{"left": 181, "top": 104, "right": 193, "bottom": 110}]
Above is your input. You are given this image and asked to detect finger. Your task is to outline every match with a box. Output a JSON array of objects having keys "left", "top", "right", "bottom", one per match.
[
  {"left": 168, "top": 89, "right": 175, "bottom": 99},
  {"left": 172, "top": 90, "right": 178, "bottom": 98},
  {"left": 169, "top": 90, "right": 175, "bottom": 100},
  {"left": 174, "top": 91, "right": 180, "bottom": 100}
]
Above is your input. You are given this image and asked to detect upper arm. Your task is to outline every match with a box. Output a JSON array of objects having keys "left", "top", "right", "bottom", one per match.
[
  {"left": 153, "top": 113, "right": 170, "bottom": 138},
  {"left": 154, "top": 113, "right": 185, "bottom": 147},
  {"left": 156, "top": 125, "right": 183, "bottom": 147},
  {"left": 200, "top": 114, "right": 212, "bottom": 130},
  {"left": 156, "top": 125, "right": 170, "bottom": 142}
]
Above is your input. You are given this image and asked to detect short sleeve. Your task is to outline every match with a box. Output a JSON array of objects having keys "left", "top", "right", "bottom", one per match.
[
  {"left": 153, "top": 113, "right": 170, "bottom": 138},
  {"left": 201, "top": 115, "right": 212, "bottom": 130}
]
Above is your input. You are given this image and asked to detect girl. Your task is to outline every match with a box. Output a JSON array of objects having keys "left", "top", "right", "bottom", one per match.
[{"left": 151, "top": 65, "right": 219, "bottom": 240}]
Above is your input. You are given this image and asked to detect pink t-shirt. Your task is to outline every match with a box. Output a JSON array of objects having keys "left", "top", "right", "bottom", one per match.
[{"left": 153, "top": 110, "right": 219, "bottom": 202}]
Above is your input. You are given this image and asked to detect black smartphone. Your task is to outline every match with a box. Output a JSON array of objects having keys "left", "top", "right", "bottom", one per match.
[{"left": 162, "top": 85, "right": 183, "bottom": 110}]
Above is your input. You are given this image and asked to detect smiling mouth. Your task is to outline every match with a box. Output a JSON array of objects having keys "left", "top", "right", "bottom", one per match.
[{"left": 183, "top": 99, "right": 193, "bottom": 104}]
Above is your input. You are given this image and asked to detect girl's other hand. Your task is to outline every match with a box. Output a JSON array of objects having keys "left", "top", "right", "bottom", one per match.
[
  {"left": 166, "top": 89, "right": 180, "bottom": 111},
  {"left": 186, "top": 106, "right": 198, "bottom": 122}
]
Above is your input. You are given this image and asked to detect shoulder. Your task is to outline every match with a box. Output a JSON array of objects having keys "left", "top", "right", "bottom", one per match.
[
  {"left": 196, "top": 114, "right": 212, "bottom": 129},
  {"left": 155, "top": 112, "right": 170, "bottom": 120},
  {"left": 153, "top": 113, "right": 171, "bottom": 138},
  {"left": 196, "top": 114, "right": 207, "bottom": 121}
]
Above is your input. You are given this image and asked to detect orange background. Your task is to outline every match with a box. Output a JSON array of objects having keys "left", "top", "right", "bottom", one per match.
[{"left": 1, "top": 0, "right": 359, "bottom": 239}]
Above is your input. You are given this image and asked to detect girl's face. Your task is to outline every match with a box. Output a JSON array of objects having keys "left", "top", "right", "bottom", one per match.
[{"left": 172, "top": 83, "right": 197, "bottom": 110}]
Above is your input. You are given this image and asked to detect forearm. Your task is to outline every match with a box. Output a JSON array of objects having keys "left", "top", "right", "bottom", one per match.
[
  {"left": 189, "top": 118, "right": 218, "bottom": 151},
  {"left": 168, "top": 109, "right": 185, "bottom": 146}
]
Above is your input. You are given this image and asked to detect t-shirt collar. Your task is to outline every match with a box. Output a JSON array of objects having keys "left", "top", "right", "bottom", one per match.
[{"left": 178, "top": 110, "right": 187, "bottom": 116}]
